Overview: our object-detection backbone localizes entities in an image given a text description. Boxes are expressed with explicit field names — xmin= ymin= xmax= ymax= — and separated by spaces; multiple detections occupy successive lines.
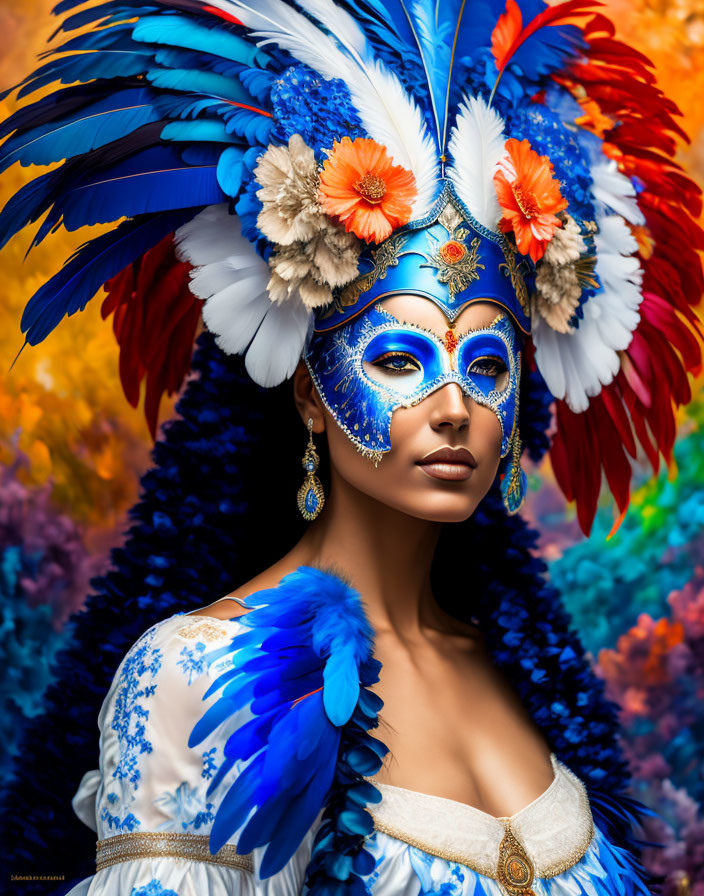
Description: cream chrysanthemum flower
xmin=256 ymin=135 xmax=321 ymax=244
xmin=255 ymin=135 xmax=362 ymax=309
xmin=533 ymin=214 xmax=594 ymax=334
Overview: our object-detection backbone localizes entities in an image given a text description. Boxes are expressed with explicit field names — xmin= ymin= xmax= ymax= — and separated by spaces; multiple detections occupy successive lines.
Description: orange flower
xmin=493 ymin=138 xmax=568 ymax=263
xmin=319 ymin=137 xmax=416 ymax=243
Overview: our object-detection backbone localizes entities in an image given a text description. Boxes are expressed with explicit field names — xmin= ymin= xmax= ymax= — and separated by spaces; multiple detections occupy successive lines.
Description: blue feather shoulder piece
xmin=188 ymin=565 xmax=388 ymax=893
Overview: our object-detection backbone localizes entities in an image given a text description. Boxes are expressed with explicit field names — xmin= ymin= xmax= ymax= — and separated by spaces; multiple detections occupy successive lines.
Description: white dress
xmin=67 ymin=610 xmax=646 ymax=896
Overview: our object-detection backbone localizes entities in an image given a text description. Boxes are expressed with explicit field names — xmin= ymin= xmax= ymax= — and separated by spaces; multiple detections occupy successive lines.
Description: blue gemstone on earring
xmin=305 ymin=489 xmax=319 ymax=513
xmin=305 ymin=461 xmax=315 ymax=471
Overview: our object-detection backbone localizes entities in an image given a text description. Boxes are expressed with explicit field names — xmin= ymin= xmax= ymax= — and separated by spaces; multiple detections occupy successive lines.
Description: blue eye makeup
xmin=304 ymin=305 xmax=522 ymax=460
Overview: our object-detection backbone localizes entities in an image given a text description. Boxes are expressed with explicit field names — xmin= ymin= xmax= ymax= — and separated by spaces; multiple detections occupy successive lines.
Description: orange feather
xmin=491 ymin=0 xmax=602 ymax=83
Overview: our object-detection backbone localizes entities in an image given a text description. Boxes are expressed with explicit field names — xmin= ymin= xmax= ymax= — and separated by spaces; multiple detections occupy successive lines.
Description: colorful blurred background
xmin=0 ymin=0 xmax=703 ymax=891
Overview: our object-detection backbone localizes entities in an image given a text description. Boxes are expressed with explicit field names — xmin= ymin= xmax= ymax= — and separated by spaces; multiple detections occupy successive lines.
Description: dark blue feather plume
xmin=0 ymin=78 xmax=144 ymax=141
xmin=11 ymin=50 xmax=152 ymax=102
xmin=0 ymin=88 xmax=162 ymax=175
xmin=38 ymin=21 xmax=135 ymax=57
xmin=0 ymin=169 xmax=62 ymax=252
xmin=59 ymin=144 xmax=226 ymax=228
xmin=19 ymin=208 xmax=198 ymax=344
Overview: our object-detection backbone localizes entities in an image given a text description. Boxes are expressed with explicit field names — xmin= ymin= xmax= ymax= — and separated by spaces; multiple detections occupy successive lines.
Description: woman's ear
xmin=292 ymin=359 xmax=326 ymax=434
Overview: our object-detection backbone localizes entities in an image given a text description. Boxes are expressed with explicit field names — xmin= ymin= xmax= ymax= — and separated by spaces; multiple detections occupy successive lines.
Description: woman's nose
xmin=428 ymin=382 xmax=470 ymax=432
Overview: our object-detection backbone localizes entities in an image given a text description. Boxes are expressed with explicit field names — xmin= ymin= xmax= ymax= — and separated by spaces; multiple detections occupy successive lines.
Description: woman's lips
xmin=419 ymin=462 xmax=474 ymax=481
xmin=416 ymin=447 xmax=477 ymax=482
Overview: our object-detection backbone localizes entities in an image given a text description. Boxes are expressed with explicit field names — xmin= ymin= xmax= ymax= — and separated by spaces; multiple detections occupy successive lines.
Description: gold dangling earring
xmin=500 ymin=426 xmax=527 ymax=515
xmin=297 ymin=417 xmax=325 ymax=521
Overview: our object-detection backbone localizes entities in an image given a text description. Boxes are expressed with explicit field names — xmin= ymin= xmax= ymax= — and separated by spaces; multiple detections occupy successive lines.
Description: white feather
xmin=174 ymin=204 xmax=312 ymax=386
xmin=532 ymin=153 xmax=646 ymax=410
xmin=174 ymin=204 xmax=245 ymax=266
xmin=206 ymin=0 xmax=439 ymax=215
xmin=446 ymin=95 xmax=506 ymax=230
xmin=532 ymin=208 xmax=644 ymax=412
xmin=244 ymin=299 xmax=311 ymax=387
xmin=590 ymin=160 xmax=645 ymax=225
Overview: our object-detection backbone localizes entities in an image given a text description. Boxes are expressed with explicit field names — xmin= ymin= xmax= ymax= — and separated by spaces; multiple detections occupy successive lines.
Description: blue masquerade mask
xmin=304 ymin=304 xmax=522 ymax=461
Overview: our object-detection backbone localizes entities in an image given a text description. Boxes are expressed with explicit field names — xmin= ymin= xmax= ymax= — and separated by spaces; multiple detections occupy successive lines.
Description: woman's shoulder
xmin=186 ymin=556 xmax=309 ymax=622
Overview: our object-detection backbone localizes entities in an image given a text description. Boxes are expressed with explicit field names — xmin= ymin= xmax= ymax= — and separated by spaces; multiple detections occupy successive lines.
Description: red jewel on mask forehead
xmin=444 ymin=328 xmax=459 ymax=354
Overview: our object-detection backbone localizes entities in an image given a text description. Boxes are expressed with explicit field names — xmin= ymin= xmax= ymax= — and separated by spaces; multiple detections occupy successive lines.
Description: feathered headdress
xmin=0 ymin=0 xmax=702 ymax=534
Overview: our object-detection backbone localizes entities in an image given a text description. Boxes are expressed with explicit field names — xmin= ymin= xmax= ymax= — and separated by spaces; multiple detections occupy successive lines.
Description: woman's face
xmin=302 ymin=297 xmax=520 ymax=523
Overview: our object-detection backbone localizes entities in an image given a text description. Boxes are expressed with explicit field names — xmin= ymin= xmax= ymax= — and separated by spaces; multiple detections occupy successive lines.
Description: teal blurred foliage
xmin=545 ymin=398 xmax=704 ymax=657
xmin=533 ymin=397 xmax=704 ymax=893
xmin=0 ymin=460 xmax=98 ymax=776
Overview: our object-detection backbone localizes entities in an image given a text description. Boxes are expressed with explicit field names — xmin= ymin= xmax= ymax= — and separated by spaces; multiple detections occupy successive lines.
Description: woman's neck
xmin=284 ymin=468 xmax=448 ymax=641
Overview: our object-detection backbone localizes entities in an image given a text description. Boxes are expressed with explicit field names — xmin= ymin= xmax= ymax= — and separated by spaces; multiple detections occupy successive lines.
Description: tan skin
xmin=188 ymin=297 xmax=554 ymax=819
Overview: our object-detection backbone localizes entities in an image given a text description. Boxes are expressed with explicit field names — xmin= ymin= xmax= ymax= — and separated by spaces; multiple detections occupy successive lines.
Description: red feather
xmin=491 ymin=0 xmax=601 ymax=81
xmin=202 ymin=5 xmax=243 ymax=26
xmin=102 ymin=235 xmax=202 ymax=439
xmin=542 ymin=4 xmax=704 ymax=533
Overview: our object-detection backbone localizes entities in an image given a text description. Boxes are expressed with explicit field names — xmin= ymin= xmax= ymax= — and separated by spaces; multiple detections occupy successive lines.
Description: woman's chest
xmin=370 ymin=636 xmax=555 ymax=818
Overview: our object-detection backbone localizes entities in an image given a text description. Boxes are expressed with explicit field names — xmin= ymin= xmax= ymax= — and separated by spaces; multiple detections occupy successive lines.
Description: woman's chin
xmin=384 ymin=491 xmax=482 ymax=524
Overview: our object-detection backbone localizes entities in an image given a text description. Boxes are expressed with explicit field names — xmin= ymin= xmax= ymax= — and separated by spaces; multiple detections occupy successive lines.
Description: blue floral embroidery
xmin=409 ymin=847 xmax=466 ymax=895
xmin=362 ymin=832 xmax=384 ymax=889
xmin=101 ymin=809 xmax=141 ymax=832
xmin=176 ymin=641 xmax=207 ymax=685
xmin=129 ymin=880 xmax=179 ymax=896
xmin=100 ymin=624 xmax=163 ymax=831
xmin=155 ymin=781 xmax=215 ymax=831
xmin=201 ymin=747 xmax=217 ymax=780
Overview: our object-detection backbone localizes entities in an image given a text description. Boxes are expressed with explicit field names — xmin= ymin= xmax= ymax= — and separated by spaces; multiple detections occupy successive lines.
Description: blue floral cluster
xmin=270 ymin=65 xmax=365 ymax=158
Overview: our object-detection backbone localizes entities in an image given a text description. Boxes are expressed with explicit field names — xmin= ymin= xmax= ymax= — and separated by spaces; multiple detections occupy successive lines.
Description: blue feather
xmin=0 ymin=169 xmax=60 ymax=252
xmin=222 ymin=106 xmax=274 ymax=145
xmin=52 ymin=2 xmax=158 ymax=33
xmin=0 ymin=81 xmax=122 ymax=141
xmin=0 ymin=88 xmax=161 ymax=174
xmin=153 ymin=94 xmax=227 ymax=121
xmin=160 ymin=119 xmax=241 ymax=145
xmin=9 ymin=50 xmax=152 ymax=102
xmin=239 ymin=67 xmax=276 ymax=104
xmin=216 ymin=145 xmax=245 ymax=198
xmin=146 ymin=67 xmax=254 ymax=104
xmin=343 ymin=0 xmax=418 ymax=51
xmin=133 ymin=15 xmax=269 ymax=68
xmin=153 ymin=47 xmax=245 ymax=79
xmin=59 ymin=145 xmax=226 ymax=229
xmin=189 ymin=566 xmax=384 ymax=881
xmin=19 ymin=208 xmax=197 ymax=345
xmin=407 ymin=0 xmax=453 ymax=148
xmin=38 ymin=22 xmax=135 ymax=57
xmin=179 ymin=144 xmax=221 ymax=166
xmin=323 ymin=643 xmax=360 ymax=725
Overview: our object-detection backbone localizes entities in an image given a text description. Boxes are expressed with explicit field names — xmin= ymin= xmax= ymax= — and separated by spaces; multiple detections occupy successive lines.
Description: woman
xmin=0 ymin=0 xmax=701 ymax=893
xmin=69 ymin=294 xmax=625 ymax=896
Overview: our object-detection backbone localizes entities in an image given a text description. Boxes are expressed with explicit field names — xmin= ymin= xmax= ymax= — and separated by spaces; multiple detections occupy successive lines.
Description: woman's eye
xmin=372 ymin=352 xmax=421 ymax=374
xmin=469 ymin=357 xmax=507 ymax=378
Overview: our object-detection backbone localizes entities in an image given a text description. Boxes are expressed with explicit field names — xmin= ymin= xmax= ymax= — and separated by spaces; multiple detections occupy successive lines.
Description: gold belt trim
xmin=96 ymin=832 xmax=254 ymax=873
